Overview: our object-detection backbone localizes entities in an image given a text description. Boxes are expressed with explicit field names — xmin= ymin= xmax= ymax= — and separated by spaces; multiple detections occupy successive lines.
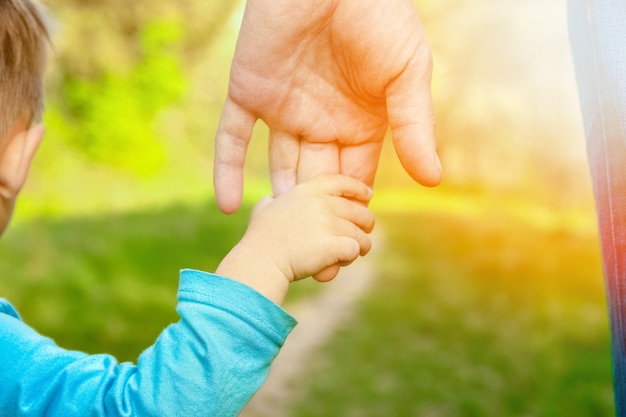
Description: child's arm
xmin=0 ymin=271 xmax=295 ymax=417
xmin=216 ymin=174 xmax=375 ymax=305
xmin=0 ymin=174 xmax=374 ymax=417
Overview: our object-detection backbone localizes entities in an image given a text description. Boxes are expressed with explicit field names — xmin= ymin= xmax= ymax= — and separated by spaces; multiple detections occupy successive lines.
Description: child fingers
xmin=312 ymin=265 xmax=341 ymax=282
xmin=331 ymin=197 xmax=376 ymax=233
xmin=333 ymin=222 xmax=372 ymax=258
xmin=333 ymin=235 xmax=362 ymax=263
xmin=313 ymin=228 xmax=370 ymax=283
xmin=312 ymin=174 xmax=373 ymax=203
xmin=356 ymin=228 xmax=373 ymax=256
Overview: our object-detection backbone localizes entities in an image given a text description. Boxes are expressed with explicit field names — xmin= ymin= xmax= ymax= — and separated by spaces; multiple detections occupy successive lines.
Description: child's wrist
xmin=215 ymin=241 xmax=291 ymax=305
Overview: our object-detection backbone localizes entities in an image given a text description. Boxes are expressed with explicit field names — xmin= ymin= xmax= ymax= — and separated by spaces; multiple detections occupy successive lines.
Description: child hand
xmin=216 ymin=174 xmax=375 ymax=304
xmin=248 ymin=174 xmax=374 ymax=282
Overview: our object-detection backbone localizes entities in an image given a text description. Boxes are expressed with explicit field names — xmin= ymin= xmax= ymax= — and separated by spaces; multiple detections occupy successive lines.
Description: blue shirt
xmin=0 ymin=269 xmax=297 ymax=416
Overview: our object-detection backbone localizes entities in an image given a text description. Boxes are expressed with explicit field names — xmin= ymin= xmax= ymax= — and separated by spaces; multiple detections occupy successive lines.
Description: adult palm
xmin=214 ymin=0 xmax=441 ymax=214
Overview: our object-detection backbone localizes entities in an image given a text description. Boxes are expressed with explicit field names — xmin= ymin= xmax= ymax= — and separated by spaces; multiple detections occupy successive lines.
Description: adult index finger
xmin=386 ymin=32 xmax=442 ymax=187
xmin=213 ymin=98 xmax=257 ymax=214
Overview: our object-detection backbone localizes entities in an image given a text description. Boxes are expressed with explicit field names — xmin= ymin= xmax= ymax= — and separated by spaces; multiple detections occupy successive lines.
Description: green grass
xmin=1 ymin=188 xmax=613 ymax=415
xmin=0 ymin=198 xmax=319 ymax=362
xmin=0 ymin=199 xmax=244 ymax=361
xmin=288 ymin=211 xmax=614 ymax=417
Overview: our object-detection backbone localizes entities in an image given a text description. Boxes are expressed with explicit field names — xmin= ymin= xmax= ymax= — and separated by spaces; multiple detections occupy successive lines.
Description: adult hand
xmin=214 ymin=0 xmax=441 ymax=214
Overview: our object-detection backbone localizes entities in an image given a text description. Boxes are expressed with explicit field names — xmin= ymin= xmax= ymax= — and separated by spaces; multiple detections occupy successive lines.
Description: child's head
xmin=0 ymin=0 xmax=50 ymax=234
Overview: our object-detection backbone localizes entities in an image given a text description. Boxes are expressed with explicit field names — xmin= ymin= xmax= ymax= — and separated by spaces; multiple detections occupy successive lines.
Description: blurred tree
xmin=40 ymin=0 xmax=237 ymax=174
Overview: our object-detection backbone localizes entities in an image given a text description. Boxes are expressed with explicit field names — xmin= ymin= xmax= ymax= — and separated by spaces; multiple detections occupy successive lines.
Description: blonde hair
xmin=0 ymin=0 xmax=50 ymax=142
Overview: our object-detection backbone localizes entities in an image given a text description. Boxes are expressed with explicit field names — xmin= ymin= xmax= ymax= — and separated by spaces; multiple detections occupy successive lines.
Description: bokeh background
xmin=0 ymin=0 xmax=613 ymax=415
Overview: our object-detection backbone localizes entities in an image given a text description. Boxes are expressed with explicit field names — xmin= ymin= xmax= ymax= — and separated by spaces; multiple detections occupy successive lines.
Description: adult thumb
xmin=386 ymin=49 xmax=442 ymax=187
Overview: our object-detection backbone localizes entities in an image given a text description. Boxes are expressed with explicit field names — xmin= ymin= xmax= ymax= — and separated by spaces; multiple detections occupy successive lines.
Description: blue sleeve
xmin=0 ymin=269 xmax=297 ymax=417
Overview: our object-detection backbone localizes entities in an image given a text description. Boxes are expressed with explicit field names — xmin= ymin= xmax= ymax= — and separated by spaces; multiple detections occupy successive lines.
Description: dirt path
xmin=239 ymin=230 xmax=383 ymax=417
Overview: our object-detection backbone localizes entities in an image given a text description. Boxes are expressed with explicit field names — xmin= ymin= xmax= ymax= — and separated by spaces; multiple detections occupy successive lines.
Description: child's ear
xmin=0 ymin=124 xmax=44 ymax=200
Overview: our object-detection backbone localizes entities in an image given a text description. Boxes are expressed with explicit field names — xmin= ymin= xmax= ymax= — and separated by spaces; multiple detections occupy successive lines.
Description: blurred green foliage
xmin=48 ymin=19 xmax=186 ymax=174
xmin=0 ymin=198 xmax=319 ymax=361
xmin=41 ymin=0 xmax=237 ymax=175
xmin=1 ymin=199 xmax=246 ymax=360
